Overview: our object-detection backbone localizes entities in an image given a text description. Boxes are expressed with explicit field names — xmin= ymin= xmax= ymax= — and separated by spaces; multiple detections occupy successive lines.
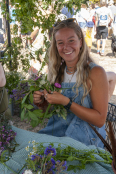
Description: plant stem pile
xmin=24 ymin=141 xmax=67 ymax=174
xmin=23 ymin=141 xmax=112 ymax=174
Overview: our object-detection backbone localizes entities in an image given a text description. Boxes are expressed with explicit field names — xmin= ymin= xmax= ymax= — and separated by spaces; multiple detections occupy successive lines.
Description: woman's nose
xmin=63 ymin=43 xmax=68 ymax=49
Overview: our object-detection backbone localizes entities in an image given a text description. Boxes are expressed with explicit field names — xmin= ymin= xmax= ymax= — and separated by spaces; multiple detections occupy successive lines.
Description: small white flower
xmin=32 ymin=140 xmax=35 ymax=145
xmin=33 ymin=146 xmax=37 ymax=151
xmin=40 ymin=79 xmax=46 ymax=85
xmin=28 ymin=141 xmax=31 ymax=144
xmin=23 ymin=169 xmax=33 ymax=174
xmin=25 ymin=146 xmax=29 ymax=151
xmin=28 ymin=154 xmax=30 ymax=158
xmin=56 ymin=109 xmax=60 ymax=113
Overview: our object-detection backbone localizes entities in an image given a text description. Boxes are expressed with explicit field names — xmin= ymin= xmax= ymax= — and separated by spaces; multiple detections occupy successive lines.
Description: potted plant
xmin=5 ymin=71 xmax=26 ymax=116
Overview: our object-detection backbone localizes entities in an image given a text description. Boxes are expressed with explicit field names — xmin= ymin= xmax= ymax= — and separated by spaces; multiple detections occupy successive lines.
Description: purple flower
xmin=64 ymin=166 xmax=68 ymax=170
xmin=10 ymin=94 xmax=14 ymax=98
xmin=62 ymin=161 xmax=68 ymax=171
xmin=44 ymin=145 xmax=56 ymax=156
xmin=2 ymin=134 xmax=5 ymax=139
xmin=31 ymin=155 xmax=36 ymax=161
xmin=31 ymin=154 xmax=40 ymax=161
xmin=1 ymin=147 xmax=4 ymax=150
xmin=14 ymin=132 xmax=17 ymax=136
xmin=6 ymin=137 xmax=10 ymax=142
xmin=56 ymin=160 xmax=61 ymax=163
xmin=51 ymin=158 xmax=56 ymax=165
xmin=38 ymin=165 xmax=41 ymax=169
xmin=35 ymin=76 xmax=42 ymax=81
xmin=54 ymin=83 xmax=61 ymax=88
xmin=0 ymin=142 xmax=2 ymax=146
xmin=47 ymin=168 xmax=55 ymax=174
xmin=39 ymin=155 xmax=42 ymax=159
xmin=62 ymin=161 xmax=67 ymax=166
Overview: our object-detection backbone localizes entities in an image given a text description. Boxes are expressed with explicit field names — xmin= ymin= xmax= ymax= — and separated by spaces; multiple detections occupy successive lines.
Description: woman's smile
xmin=64 ymin=51 xmax=73 ymax=55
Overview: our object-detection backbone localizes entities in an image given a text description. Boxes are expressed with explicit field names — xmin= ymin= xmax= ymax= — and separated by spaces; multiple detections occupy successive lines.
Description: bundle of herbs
xmin=20 ymin=141 xmax=112 ymax=174
xmin=21 ymin=74 xmax=67 ymax=128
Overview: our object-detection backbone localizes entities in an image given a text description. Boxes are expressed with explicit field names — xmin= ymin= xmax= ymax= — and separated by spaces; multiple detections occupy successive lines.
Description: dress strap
xmin=89 ymin=62 xmax=98 ymax=70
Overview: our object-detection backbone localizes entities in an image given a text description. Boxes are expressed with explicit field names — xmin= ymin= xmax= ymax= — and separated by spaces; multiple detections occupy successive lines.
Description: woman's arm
xmin=44 ymin=66 xmax=108 ymax=128
xmin=69 ymin=66 xmax=108 ymax=128
xmin=0 ymin=63 xmax=6 ymax=87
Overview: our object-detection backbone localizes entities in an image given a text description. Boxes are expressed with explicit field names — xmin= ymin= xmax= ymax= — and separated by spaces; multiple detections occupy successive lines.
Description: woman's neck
xmin=66 ymin=65 xmax=77 ymax=74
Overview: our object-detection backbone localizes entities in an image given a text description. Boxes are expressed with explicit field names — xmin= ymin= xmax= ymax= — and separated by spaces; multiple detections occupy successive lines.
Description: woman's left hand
xmin=44 ymin=89 xmax=70 ymax=106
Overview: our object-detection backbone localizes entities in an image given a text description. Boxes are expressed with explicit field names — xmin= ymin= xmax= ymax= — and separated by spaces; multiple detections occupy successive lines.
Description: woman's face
xmin=55 ymin=27 xmax=82 ymax=65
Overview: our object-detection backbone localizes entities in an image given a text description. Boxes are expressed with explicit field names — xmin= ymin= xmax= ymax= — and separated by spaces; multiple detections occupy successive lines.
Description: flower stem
xmin=74 ymin=157 xmax=111 ymax=164
xmin=42 ymin=103 xmax=51 ymax=124
xmin=2 ymin=162 xmax=17 ymax=174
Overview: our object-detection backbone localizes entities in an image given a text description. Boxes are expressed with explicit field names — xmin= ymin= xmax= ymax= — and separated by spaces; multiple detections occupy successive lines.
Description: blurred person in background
xmin=78 ymin=4 xmax=89 ymax=36
xmin=95 ymin=0 xmax=113 ymax=56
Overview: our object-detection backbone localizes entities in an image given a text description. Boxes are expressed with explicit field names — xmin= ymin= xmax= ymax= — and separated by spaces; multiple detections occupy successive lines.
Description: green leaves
xmin=28 ymin=111 xmax=38 ymax=121
xmin=67 ymin=156 xmax=75 ymax=161
xmin=20 ymin=75 xmax=68 ymax=128
xmin=25 ymin=104 xmax=34 ymax=110
xmin=21 ymin=108 xmax=25 ymax=121
xmin=21 ymin=93 xmax=29 ymax=104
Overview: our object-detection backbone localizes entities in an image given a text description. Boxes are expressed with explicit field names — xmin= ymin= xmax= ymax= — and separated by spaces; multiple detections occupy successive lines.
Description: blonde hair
xmin=47 ymin=20 xmax=94 ymax=101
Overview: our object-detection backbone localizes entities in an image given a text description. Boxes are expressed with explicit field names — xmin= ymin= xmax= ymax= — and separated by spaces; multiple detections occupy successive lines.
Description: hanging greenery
xmin=1 ymin=0 xmax=81 ymax=71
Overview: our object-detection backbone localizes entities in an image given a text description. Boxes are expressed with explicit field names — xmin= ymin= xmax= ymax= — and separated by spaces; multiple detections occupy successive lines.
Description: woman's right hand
xmin=33 ymin=90 xmax=44 ymax=104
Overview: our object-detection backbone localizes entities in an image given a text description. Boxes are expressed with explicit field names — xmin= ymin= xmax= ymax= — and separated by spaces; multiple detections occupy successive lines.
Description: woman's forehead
xmin=55 ymin=28 xmax=78 ymax=40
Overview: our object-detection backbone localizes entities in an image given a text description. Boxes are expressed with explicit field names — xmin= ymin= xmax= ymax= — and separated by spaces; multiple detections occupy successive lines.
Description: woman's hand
xmin=44 ymin=89 xmax=70 ymax=106
xmin=33 ymin=90 xmax=44 ymax=104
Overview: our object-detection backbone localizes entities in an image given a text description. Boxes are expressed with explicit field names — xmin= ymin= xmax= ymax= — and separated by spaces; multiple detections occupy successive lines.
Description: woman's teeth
xmin=65 ymin=51 xmax=72 ymax=55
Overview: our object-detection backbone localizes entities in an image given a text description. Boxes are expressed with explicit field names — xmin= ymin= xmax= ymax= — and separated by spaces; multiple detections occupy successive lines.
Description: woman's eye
xmin=69 ymin=40 xmax=74 ymax=42
xmin=58 ymin=42 xmax=63 ymax=45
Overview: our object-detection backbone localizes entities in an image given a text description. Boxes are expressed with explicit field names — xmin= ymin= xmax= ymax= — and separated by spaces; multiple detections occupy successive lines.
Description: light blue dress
xmin=39 ymin=62 xmax=106 ymax=148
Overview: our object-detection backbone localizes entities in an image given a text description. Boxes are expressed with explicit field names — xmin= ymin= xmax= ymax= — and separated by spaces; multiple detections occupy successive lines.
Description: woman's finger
xmin=44 ymin=89 xmax=49 ymax=100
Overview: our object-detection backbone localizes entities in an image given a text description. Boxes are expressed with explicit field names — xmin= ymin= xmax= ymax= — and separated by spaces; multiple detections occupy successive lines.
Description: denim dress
xmin=39 ymin=62 xmax=106 ymax=148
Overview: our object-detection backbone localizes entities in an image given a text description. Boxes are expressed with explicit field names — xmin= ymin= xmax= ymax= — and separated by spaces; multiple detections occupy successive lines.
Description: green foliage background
xmin=1 ymin=0 xmax=82 ymax=72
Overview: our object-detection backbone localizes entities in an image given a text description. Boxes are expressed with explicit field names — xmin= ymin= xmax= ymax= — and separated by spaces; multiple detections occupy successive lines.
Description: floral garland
xmin=21 ymin=74 xmax=68 ymax=128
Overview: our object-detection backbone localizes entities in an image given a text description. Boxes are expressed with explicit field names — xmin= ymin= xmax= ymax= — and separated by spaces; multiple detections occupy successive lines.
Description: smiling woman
xmin=33 ymin=19 xmax=108 ymax=148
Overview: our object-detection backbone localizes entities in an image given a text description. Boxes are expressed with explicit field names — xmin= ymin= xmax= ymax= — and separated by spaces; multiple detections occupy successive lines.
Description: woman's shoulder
xmin=89 ymin=63 xmax=106 ymax=80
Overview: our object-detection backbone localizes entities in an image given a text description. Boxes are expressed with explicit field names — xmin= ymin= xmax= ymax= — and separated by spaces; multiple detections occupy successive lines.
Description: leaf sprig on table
xmin=21 ymin=74 xmax=67 ymax=128
xmin=0 ymin=124 xmax=18 ymax=157
xmin=22 ymin=141 xmax=112 ymax=174
xmin=0 ymin=123 xmax=18 ymax=174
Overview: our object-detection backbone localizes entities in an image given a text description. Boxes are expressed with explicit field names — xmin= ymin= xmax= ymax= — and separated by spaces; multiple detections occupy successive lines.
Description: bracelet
xmin=64 ymin=99 xmax=72 ymax=110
